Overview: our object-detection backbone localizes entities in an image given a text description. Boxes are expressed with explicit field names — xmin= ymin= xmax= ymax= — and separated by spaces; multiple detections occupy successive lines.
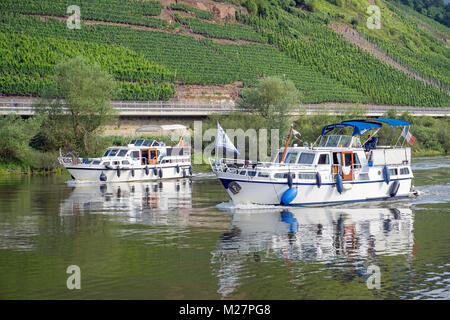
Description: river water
xmin=0 ymin=156 xmax=448 ymax=300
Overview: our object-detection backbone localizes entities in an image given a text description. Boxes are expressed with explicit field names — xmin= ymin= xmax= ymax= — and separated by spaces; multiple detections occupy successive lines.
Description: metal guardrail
xmin=0 ymin=99 xmax=448 ymax=115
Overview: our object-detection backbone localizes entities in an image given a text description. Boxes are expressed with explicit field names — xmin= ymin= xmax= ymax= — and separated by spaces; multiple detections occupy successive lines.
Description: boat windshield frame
xmin=318 ymin=135 xmax=361 ymax=148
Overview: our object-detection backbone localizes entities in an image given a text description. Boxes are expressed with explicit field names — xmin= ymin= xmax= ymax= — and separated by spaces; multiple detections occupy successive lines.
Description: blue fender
xmin=99 ymin=172 xmax=107 ymax=182
xmin=159 ymin=168 xmax=163 ymax=178
xmin=336 ymin=174 xmax=343 ymax=194
xmin=116 ymin=167 xmax=121 ymax=178
xmin=281 ymin=187 xmax=298 ymax=205
xmin=316 ymin=172 xmax=322 ymax=188
xmin=383 ymin=165 xmax=390 ymax=184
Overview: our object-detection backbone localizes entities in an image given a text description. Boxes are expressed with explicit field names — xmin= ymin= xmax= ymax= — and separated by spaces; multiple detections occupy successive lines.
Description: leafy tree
xmin=36 ymin=56 xmax=117 ymax=155
xmin=0 ymin=114 xmax=42 ymax=165
xmin=238 ymin=76 xmax=301 ymax=141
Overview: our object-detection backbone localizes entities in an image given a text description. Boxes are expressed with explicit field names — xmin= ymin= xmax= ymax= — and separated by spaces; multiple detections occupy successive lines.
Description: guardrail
xmin=0 ymin=98 xmax=448 ymax=116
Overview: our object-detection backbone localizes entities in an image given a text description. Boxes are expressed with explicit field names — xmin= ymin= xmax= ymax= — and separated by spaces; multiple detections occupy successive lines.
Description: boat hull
xmin=66 ymin=164 xmax=192 ymax=182
xmin=217 ymin=174 xmax=412 ymax=206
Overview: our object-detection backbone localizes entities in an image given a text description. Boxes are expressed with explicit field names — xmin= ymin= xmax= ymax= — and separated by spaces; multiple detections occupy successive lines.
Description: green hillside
xmin=0 ymin=0 xmax=449 ymax=106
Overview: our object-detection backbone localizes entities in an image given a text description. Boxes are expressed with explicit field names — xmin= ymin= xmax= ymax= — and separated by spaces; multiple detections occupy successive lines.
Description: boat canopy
xmin=321 ymin=118 xmax=410 ymax=136
xmin=367 ymin=118 xmax=410 ymax=127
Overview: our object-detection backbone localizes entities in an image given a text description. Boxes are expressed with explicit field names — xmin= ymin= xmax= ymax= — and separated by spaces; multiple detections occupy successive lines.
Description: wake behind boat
xmin=59 ymin=138 xmax=192 ymax=182
xmin=210 ymin=118 xmax=417 ymax=206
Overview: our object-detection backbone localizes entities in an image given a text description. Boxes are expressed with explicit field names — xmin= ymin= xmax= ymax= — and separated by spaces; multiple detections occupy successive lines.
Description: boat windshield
xmin=297 ymin=153 xmax=315 ymax=164
xmin=108 ymin=149 xmax=119 ymax=157
xmin=318 ymin=135 xmax=353 ymax=148
xmin=117 ymin=149 xmax=127 ymax=157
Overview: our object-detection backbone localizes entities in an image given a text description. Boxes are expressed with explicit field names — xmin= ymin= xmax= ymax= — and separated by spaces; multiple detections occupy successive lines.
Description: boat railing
xmin=209 ymin=157 xmax=323 ymax=173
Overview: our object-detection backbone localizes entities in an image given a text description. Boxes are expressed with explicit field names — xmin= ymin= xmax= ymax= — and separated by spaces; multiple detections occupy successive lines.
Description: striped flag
xmin=401 ymin=127 xmax=416 ymax=146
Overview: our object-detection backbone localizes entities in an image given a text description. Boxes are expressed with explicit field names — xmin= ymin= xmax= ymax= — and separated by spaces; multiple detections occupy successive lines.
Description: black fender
xmin=287 ymin=172 xmax=293 ymax=188
xmin=316 ymin=172 xmax=322 ymax=188
xmin=389 ymin=180 xmax=400 ymax=197
xmin=159 ymin=168 xmax=163 ymax=178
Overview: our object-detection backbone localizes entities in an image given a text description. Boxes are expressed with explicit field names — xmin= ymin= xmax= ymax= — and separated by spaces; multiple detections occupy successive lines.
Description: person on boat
xmin=364 ymin=134 xmax=377 ymax=157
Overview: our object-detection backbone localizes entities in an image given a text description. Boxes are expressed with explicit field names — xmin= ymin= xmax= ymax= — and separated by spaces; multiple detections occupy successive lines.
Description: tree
xmin=238 ymin=76 xmax=301 ymax=141
xmin=36 ymin=56 xmax=117 ymax=155
xmin=0 ymin=114 xmax=42 ymax=165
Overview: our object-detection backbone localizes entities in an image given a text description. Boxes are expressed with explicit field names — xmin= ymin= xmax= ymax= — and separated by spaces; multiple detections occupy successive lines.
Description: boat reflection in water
xmin=60 ymin=179 xmax=192 ymax=225
xmin=212 ymin=205 xmax=414 ymax=298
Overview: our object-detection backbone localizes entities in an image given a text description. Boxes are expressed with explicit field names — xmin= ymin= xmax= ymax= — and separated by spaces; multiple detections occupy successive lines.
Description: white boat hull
xmin=217 ymin=173 xmax=412 ymax=206
xmin=66 ymin=163 xmax=192 ymax=182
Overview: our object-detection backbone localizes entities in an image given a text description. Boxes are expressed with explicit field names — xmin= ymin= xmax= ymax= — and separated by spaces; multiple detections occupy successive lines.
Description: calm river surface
xmin=0 ymin=156 xmax=448 ymax=299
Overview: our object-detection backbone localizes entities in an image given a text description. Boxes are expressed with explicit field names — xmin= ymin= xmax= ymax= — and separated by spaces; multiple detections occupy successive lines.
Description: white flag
xmin=216 ymin=122 xmax=240 ymax=155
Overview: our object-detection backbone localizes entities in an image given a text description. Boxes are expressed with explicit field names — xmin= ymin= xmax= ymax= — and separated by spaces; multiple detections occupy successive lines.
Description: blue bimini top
xmin=321 ymin=118 xmax=410 ymax=136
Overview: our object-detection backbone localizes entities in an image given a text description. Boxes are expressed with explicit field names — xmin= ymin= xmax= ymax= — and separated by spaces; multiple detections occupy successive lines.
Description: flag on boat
xmin=216 ymin=122 xmax=240 ymax=154
xmin=401 ymin=127 xmax=416 ymax=146
xmin=292 ymin=128 xmax=301 ymax=137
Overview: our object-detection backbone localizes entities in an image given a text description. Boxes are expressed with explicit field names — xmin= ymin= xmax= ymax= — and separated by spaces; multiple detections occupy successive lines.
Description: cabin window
xmin=108 ymin=149 xmax=118 ymax=157
xmin=389 ymin=168 xmax=398 ymax=176
xmin=258 ymin=172 xmax=269 ymax=178
xmin=344 ymin=153 xmax=352 ymax=166
xmin=103 ymin=161 xmax=110 ymax=166
xmin=274 ymin=173 xmax=295 ymax=179
xmin=117 ymin=149 xmax=127 ymax=157
xmin=150 ymin=150 xmax=157 ymax=160
xmin=113 ymin=161 xmax=119 ymax=165
xmin=353 ymin=153 xmax=361 ymax=168
xmin=298 ymin=173 xmax=316 ymax=180
xmin=284 ymin=152 xmax=299 ymax=164
xmin=400 ymin=167 xmax=410 ymax=175
xmin=318 ymin=154 xmax=330 ymax=165
xmin=248 ymin=171 xmax=256 ymax=177
xmin=131 ymin=151 xmax=139 ymax=160
xmin=134 ymin=139 xmax=144 ymax=146
xmin=298 ymin=153 xmax=315 ymax=165
xmin=103 ymin=150 xmax=110 ymax=157
xmin=92 ymin=160 xmax=101 ymax=165
xmin=122 ymin=160 xmax=130 ymax=165
xmin=239 ymin=170 xmax=246 ymax=176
